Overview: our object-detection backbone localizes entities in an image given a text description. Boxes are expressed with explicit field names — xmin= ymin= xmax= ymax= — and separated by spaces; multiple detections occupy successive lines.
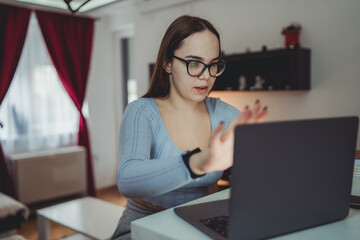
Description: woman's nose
xmin=199 ymin=67 xmax=211 ymax=80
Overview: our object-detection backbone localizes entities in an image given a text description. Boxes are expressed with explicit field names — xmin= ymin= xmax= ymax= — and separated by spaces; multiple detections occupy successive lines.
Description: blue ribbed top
xmin=117 ymin=97 xmax=240 ymax=208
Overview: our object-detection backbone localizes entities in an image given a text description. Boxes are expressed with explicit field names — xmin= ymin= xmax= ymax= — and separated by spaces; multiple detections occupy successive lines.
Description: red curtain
xmin=0 ymin=4 xmax=31 ymax=196
xmin=35 ymin=10 xmax=96 ymax=196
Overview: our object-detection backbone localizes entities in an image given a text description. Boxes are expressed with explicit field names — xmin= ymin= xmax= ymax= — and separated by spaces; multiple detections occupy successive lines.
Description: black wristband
xmin=182 ymin=147 xmax=205 ymax=179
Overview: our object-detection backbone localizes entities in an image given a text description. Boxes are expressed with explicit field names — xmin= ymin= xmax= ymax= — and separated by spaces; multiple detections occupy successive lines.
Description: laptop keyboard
xmin=200 ymin=215 xmax=229 ymax=238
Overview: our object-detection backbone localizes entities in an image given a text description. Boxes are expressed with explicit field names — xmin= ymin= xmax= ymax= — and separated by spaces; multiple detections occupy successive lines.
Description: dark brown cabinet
xmin=213 ymin=48 xmax=310 ymax=91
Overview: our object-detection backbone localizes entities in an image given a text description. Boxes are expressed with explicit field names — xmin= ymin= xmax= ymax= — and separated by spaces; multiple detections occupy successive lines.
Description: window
xmin=121 ymin=37 xmax=137 ymax=109
xmin=0 ymin=14 xmax=79 ymax=154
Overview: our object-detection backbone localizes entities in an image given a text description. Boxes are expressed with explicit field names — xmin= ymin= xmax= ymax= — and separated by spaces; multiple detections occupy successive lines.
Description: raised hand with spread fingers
xmin=189 ymin=100 xmax=268 ymax=175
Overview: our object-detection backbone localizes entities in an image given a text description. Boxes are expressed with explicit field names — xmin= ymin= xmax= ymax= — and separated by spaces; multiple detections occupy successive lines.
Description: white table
xmin=37 ymin=197 xmax=125 ymax=240
xmin=131 ymin=189 xmax=360 ymax=240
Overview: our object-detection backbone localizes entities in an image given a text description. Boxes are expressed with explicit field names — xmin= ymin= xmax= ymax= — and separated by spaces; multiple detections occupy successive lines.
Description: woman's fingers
xmin=237 ymin=106 xmax=252 ymax=124
xmin=222 ymin=105 xmax=252 ymax=141
xmin=254 ymin=106 xmax=268 ymax=123
xmin=221 ymin=111 xmax=245 ymax=141
xmin=220 ymin=100 xmax=268 ymax=142
xmin=253 ymin=99 xmax=261 ymax=116
xmin=242 ymin=100 xmax=268 ymax=124
xmin=211 ymin=121 xmax=225 ymax=142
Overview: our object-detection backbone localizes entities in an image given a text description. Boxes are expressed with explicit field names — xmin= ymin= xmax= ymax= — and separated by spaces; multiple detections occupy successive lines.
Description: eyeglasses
xmin=173 ymin=56 xmax=226 ymax=77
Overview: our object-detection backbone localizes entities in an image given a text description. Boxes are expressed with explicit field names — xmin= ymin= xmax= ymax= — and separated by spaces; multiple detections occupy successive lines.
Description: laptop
xmin=174 ymin=116 xmax=359 ymax=240
xmin=351 ymin=150 xmax=360 ymax=209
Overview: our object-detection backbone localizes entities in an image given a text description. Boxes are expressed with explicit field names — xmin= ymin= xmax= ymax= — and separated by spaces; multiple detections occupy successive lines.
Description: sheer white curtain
xmin=0 ymin=14 xmax=79 ymax=154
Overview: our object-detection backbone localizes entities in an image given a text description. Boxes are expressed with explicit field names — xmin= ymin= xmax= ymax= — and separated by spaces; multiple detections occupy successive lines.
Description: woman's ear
xmin=163 ymin=61 xmax=172 ymax=74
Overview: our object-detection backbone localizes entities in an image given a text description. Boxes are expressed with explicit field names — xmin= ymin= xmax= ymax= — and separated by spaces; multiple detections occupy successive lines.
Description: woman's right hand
xmin=189 ymin=100 xmax=268 ymax=175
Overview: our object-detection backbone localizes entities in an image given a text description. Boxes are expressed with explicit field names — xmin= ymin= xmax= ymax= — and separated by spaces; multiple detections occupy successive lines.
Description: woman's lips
xmin=195 ymin=86 xmax=208 ymax=93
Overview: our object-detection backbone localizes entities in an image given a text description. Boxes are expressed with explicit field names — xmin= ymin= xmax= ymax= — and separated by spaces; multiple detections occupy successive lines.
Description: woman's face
xmin=165 ymin=29 xmax=220 ymax=103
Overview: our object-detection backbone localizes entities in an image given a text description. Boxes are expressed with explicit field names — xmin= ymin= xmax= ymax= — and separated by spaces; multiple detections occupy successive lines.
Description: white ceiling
xmin=9 ymin=0 xmax=122 ymax=13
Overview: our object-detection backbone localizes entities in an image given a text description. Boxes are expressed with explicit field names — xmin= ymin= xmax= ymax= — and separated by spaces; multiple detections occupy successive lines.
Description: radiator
xmin=11 ymin=146 xmax=87 ymax=204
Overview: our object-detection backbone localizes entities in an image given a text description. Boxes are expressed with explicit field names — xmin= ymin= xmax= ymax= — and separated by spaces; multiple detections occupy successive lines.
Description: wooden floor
xmin=17 ymin=186 xmax=127 ymax=240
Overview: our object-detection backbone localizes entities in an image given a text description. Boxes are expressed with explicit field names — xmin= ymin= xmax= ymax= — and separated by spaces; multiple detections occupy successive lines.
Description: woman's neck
xmin=159 ymin=94 xmax=206 ymax=115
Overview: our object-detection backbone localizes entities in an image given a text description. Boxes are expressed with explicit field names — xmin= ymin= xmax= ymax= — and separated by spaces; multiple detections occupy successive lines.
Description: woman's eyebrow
xmin=185 ymin=55 xmax=220 ymax=61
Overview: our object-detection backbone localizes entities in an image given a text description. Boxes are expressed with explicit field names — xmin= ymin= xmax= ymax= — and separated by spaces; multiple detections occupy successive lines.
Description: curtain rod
xmin=0 ymin=0 xmax=101 ymax=21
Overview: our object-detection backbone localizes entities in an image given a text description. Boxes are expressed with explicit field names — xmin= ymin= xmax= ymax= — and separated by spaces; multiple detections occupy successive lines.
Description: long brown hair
xmin=143 ymin=15 xmax=221 ymax=98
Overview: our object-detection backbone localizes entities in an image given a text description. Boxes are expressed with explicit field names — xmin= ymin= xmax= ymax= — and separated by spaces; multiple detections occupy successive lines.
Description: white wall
xmin=86 ymin=17 xmax=119 ymax=189
xmin=86 ymin=2 xmax=135 ymax=189
xmin=88 ymin=0 xmax=360 ymax=189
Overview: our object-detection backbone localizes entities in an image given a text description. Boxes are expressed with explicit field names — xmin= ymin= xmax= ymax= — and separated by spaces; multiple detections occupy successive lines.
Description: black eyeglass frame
xmin=173 ymin=55 xmax=226 ymax=77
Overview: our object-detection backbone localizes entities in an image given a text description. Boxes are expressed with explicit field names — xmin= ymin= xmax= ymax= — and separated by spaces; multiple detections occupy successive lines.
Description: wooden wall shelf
xmin=213 ymin=48 xmax=311 ymax=91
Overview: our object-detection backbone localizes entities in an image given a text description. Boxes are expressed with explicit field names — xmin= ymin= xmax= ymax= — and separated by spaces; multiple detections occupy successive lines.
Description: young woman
xmin=111 ymin=15 xmax=267 ymax=239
